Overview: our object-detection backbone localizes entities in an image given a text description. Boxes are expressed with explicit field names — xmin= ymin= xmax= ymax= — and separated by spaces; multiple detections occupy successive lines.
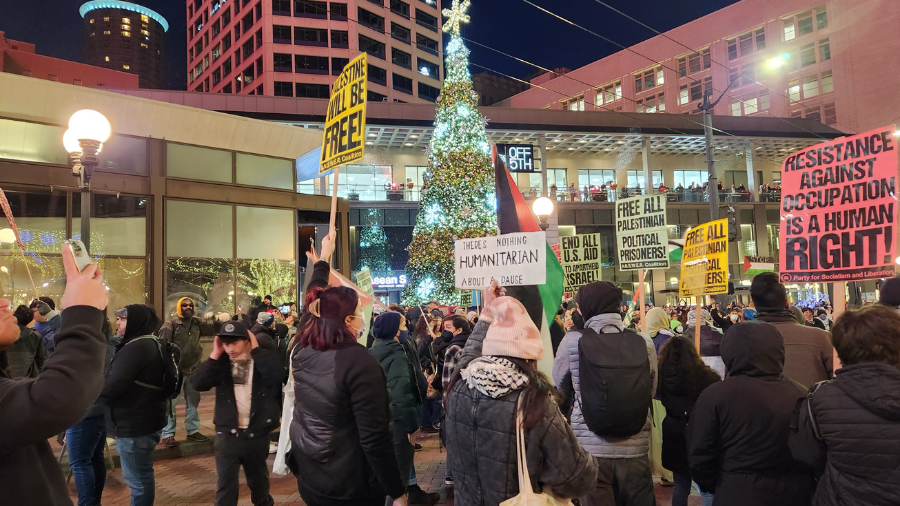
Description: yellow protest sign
xmin=320 ymin=52 xmax=368 ymax=173
xmin=679 ymin=219 xmax=729 ymax=298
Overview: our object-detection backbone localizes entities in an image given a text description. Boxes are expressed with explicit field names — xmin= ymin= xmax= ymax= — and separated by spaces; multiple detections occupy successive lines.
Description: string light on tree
xmin=402 ymin=0 xmax=497 ymax=304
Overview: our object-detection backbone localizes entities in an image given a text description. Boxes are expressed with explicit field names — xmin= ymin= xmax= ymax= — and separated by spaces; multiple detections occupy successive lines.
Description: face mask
xmin=730 ymin=315 xmax=739 ymax=322
xmin=675 ymin=325 xmax=684 ymax=333
xmin=398 ymin=329 xmax=409 ymax=345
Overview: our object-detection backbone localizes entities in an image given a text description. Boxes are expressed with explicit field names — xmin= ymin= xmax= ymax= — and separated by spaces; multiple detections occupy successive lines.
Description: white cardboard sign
xmin=454 ymin=231 xmax=547 ymax=289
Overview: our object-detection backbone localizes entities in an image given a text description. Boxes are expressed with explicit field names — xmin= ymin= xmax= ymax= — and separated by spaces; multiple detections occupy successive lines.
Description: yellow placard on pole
xmin=679 ymin=219 xmax=729 ymax=298
xmin=320 ymin=52 xmax=368 ymax=173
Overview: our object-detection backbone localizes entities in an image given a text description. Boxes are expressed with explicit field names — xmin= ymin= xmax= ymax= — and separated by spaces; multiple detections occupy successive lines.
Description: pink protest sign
xmin=779 ymin=125 xmax=898 ymax=283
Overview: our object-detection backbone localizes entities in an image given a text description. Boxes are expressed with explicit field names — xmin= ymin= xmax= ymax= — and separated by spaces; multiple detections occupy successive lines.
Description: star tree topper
xmin=442 ymin=0 xmax=471 ymax=35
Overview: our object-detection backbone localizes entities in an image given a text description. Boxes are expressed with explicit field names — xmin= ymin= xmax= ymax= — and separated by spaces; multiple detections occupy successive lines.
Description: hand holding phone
xmin=61 ymin=242 xmax=107 ymax=310
xmin=66 ymin=240 xmax=92 ymax=273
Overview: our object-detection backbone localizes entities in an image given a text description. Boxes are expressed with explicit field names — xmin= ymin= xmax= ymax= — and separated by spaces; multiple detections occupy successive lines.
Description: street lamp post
xmin=698 ymin=76 xmax=740 ymax=221
xmin=532 ymin=196 xmax=554 ymax=232
xmin=63 ymin=110 xmax=111 ymax=251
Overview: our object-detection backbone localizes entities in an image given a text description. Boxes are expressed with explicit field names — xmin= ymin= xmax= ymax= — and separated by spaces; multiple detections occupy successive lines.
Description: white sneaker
xmin=269 ymin=442 xmax=278 ymax=454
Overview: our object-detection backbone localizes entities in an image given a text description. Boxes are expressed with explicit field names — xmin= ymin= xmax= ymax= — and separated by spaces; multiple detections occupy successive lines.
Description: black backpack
xmin=577 ymin=327 xmax=652 ymax=437
xmin=128 ymin=336 xmax=184 ymax=400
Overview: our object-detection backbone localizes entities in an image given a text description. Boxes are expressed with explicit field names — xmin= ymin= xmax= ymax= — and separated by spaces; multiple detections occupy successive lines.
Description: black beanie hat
xmin=575 ymin=281 xmax=623 ymax=320
xmin=880 ymin=276 xmax=900 ymax=307
xmin=373 ymin=311 xmax=402 ymax=340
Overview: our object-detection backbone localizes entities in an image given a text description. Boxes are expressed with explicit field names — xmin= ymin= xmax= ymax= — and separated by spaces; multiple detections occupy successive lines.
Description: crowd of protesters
xmin=0 ymin=239 xmax=898 ymax=506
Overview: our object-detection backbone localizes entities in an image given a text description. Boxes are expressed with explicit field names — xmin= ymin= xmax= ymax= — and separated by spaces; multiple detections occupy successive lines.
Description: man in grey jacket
xmin=553 ymin=281 xmax=657 ymax=506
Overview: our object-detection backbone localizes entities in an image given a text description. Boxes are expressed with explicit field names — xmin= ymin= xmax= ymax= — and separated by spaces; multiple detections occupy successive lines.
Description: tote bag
xmin=500 ymin=397 xmax=573 ymax=506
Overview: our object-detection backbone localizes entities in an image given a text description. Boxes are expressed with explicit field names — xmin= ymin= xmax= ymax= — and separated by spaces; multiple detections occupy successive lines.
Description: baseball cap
xmin=218 ymin=321 xmax=249 ymax=339
xmin=114 ymin=307 xmax=128 ymax=318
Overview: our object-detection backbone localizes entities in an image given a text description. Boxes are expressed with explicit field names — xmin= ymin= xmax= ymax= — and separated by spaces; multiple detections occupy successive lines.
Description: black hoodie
xmin=687 ymin=321 xmax=814 ymax=506
xmin=101 ymin=305 xmax=167 ymax=437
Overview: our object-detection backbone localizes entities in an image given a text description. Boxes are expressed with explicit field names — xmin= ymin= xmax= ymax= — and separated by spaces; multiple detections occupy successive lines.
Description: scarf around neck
xmin=462 ymin=356 xmax=529 ymax=399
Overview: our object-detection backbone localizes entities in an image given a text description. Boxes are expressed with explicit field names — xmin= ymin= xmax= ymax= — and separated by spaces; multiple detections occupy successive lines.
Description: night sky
xmin=1 ymin=0 xmax=740 ymax=90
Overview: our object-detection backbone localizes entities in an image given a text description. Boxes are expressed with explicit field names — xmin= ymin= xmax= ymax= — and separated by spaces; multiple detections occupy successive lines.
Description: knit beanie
xmin=257 ymin=311 xmax=274 ymax=327
xmin=373 ymin=311 xmax=402 ymax=340
xmin=880 ymin=276 xmax=900 ymax=307
xmin=482 ymin=296 xmax=543 ymax=361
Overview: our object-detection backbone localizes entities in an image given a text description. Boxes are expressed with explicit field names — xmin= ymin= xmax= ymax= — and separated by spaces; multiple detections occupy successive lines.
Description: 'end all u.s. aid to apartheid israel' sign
xmin=454 ymin=232 xmax=547 ymax=289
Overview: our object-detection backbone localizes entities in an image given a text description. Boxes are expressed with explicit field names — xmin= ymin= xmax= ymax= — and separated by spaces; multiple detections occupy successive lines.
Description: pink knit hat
xmin=482 ymin=296 xmax=543 ymax=361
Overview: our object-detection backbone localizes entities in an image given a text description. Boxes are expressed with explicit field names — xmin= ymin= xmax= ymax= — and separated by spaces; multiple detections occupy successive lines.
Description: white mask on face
xmin=675 ymin=325 xmax=684 ymax=333
xmin=730 ymin=315 xmax=739 ymax=322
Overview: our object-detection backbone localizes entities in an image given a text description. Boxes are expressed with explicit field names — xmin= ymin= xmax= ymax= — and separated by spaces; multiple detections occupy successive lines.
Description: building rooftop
xmin=79 ymin=0 xmax=169 ymax=31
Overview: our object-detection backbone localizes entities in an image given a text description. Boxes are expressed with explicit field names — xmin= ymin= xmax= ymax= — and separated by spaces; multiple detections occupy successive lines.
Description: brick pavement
xmin=64 ymin=392 xmax=700 ymax=505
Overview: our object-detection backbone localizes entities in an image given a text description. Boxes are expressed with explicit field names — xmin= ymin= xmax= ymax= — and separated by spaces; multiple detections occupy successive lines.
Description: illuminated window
xmin=103 ymin=16 xmax=109 ymax=21
xmin=103 ymin=30 xmax=110 ymax=35
xmin=105 ymin=56 xmax=110 ymax=61
xmin=122 ymin=31 xmax=131 ymax=37
xmin=141 ymin=15 xmax=149 ymax=22
xmin=141 ymin=43 xmax=149 ymax=48
xmin=141 ymin=30 xmax=149 ymax=36
xmin=89 ymin=19 xmax=94 ymax=24
xmin=121 ymin=25 xmax=130 ymax=30
xmin=123 ymin=64 xmax=130 ymax=70
xmin=122 ymin=18 xmax=131 ymax=24
xmin=90 ymin=32 xmax=95 ymax=36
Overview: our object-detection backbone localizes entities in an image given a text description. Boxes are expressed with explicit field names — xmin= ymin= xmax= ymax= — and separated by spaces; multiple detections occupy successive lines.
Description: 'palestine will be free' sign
xmin=320 ymin=53 xmax=368 ymax=173
xmin=615 ymin=194 xmax=669 ymax=271
xmin=779 ymin=125 xmax=898 ymax=282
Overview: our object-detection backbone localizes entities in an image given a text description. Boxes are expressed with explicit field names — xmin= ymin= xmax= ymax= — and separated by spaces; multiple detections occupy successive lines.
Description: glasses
xmin=182 ymin=303 xmax=194 ymax=308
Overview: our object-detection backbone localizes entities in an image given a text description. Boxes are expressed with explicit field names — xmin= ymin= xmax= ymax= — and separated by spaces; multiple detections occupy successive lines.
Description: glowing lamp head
xmin=532 ymin=196 xmax=554 ymax=217
xmin=63 ymin=129 xmax=83 ymax=154
xmin=767 ymin=54 xmax=790 ymax=69
xmin=68 ymin=109 xmax=111 ymax=144
xmin=0 ymin=228 xmax=15 ymax=244
xmin=894 ymin=255 xmax=900 ymax=265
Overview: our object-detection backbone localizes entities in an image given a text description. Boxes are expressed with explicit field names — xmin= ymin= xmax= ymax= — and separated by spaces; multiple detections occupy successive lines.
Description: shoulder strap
xmin=513 ymin=393 xmax=534 ymax=497
xmin=806 ymin=381 xmax=826 ymax=440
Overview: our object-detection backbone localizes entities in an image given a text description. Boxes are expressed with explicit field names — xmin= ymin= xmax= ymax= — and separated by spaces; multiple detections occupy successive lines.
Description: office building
xmin=186 ymin=0 xmax=444 ymax=102
xmin=81 ymin=0 xmax=168 ymax=88
xmin=472 ymin=71 xmax=528 ymax=106
xmin=504 ymin=0 xmax=899 ymax=133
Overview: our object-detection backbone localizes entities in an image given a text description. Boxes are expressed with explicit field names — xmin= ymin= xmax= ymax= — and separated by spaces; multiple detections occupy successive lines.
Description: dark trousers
xmin=215 ymin=434 xmax=274 ymax=506
xmin=66 ymin=415 xmax=107 ymax=506
xmin=420 ymin=397 xmax=442 ymax=428
xmin=581 ymin=455 xmax=656 ymax=506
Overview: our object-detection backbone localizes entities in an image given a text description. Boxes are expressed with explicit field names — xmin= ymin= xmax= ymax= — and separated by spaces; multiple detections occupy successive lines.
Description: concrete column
xmin=318 ymin=173 xmax=327 ymax=195
xmin=642 ymin=138 xmax=653 ymax=195
xmin=745 ymin=142 xmax=758 ymax=202
xmin=539 ymin=134 xmax=549 ymax=197
xmin=753 ymin=204 xmax=770 ymax=257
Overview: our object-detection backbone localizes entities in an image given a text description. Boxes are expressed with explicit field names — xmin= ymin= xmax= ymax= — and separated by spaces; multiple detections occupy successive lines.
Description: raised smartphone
xmin=66 ymin=239 xmax=93 ymax=272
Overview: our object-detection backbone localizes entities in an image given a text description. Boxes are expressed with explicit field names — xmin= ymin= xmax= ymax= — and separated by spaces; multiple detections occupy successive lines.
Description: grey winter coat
xmin=552 ymin=313 xmax=658 ymax=458
xmin=445 ymin=318 xmax=597 ymax=506
xmin=6 ymin=325 xmax=45 ymax=378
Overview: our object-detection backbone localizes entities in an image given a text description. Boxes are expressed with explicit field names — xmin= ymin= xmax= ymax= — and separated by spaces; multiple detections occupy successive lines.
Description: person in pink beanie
xmin=443 ymin=282 xmax=597 ymax=506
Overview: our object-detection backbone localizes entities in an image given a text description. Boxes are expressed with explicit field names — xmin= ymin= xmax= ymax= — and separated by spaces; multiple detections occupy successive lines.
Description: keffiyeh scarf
xmin=462 ymin=356 xmax=529 ymax=399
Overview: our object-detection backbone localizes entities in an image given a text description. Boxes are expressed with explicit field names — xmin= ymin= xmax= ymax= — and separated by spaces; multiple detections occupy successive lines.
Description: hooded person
xmin=646 ymin=307 xmax=676 ymax=353
xmin=552 ymin=281 xmax=658 ymax=506
xmin=445 ymin=295 xmax=597 ymax=505
xmin=687 ymin=321 xmax=815 ymax=506
xmin=101 ymin=304 xmax=167 ymax=506
xmin=685 ymin=308 xmax=723 ymax=357
xmin=156 ymin=296 xmax=220 ymax=447
xmin=250 ymin=311 xmax=278 ymax=350
xmin=878 ymin=275 xmax=900 ymax=313
xmin=368 ymin=311 xmax=439 ymax=506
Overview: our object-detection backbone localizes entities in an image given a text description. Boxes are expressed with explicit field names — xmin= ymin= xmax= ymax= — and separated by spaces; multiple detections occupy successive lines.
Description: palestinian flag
xmin=493 ymin=147 xmax=566 ymax=379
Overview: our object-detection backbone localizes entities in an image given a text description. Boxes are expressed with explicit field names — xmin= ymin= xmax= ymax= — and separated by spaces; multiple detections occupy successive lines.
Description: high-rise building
xmin=505 ymin=0 xmax=899 ymax=133
xmin=186 ymin=0 xmax=444 ymax=102
xmin=80 ymin=0 xmax=168 ymax=89
xmin=472 ymin=71 xmax=528 ymax=106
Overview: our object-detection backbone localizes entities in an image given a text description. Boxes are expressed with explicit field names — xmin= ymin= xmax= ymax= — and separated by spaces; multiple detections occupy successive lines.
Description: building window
xmin=273 ymin=53 xmax=292 ymax=72
xmin=596 ymin=80 xmax=622 ymax=105
xmin=732 ymin=92 xmax=760 ymax=116
xmin=103 ymin=30 xmax=110 ymax=35
xmin=223 ymin=57 xmax=232 ymax=76
xmin=105 ymin=56 xmax=110 ymax=61
xmin=784 ymin=7 xmax=826 ymax=42
xmin=330 ymin=2 xmax=347 ymax=20
xmin=726 ymin=29 xmax=764 ymax=61
xmin=821 ymin=70 xmax=833 ymax=93
xmin=678 ymin=58 xmax=687 ymax=77
xmin=295 ymin=0 xmax=327 ymax=18
xmin=797 ymin=12 xmax=814 ymax=36
xmin=783 ymin=19 xmax=796 ymax=41
xmin=295 ymin=55 xmax=329 ymax=74
xmin=273 ymin=25 xmax=292 ymax=43
xmin=223 ymin=6 xmax=232 ymax=24
xmin=634 ymin=67 xmax=662 ymax=92
xmin=635 ymin=92 xmax=665 ymax=113
xmin=103 ymin=16 xmax=109 ymax=21
xmin=819 ymin=38 xmax=831 ymax=61
xmin=368 ymin=64 xmax=387 ymax=85
xmin=393 ymin=73 xmax=413 ymax=94
xmin=802 ymin=74 xmax=819 ymax=98
xmin=679 ymin=85 xmax=689 ymax=106
xmin=417 ymin=58 xmax=438 ymax=79
xmin=330 ymin=29 xmax=348 ymax=48
xmin=296 ymin=83 xmax=331 ymax=98
xmin=332 ymin=56 xmax=349 ymax=75
xmin=578 ymin=169 xmax=616 ymax=189
xmin=212 ymin=68 xmax=222 ymax=85
xmin=392 ymin=48 xmax=411 ymax=69
xmin=242 ymin=11 xmax=254 ymax=32
xmin=418 ymin=82 xmax=440 ymax=102
xmin=359 ymin=35 xmax=386 ymax=60
xmin=800 ymin=43 xmax=816 ymax=67
xmin=358 ymin=8 xmax=384 ymax=32
xmin=242 ymin=38 xmax=254 ymax=59
xmin=90 ymin=18 xmax=94 ymax=23
xmin=415 ymin=8 xmax=437 ymax=31
xmin=823 ymin=102 xmax=836 ymax=125
xmin=121 ymin=31 xmax=131 ymax=37
xmin=626 ymin=170 xmax=664 ymax=188
xmin=672 ymin=170 xmax=705 ymax=188
xmin=295 ymin=27 xmax=328 ymax=46
xmin=415 ymin=33 xmax=438 ymax=55
xmin=368 ymin=90 xmax=387 ymax=102
xmin=274 ymin=81 xmax=293 ymax=96
xmin=391 ymin=22 xmax=411 ymax=43
xmin=366 ymin=0 xmax=383 ymax=6
xmin=272 ymin=0 xmax=291 ymax=15
xmin=816 ymin=9 xmax=828 ymax=29
xmin=123 ymin=64 xmax=130 ymax=70
xmin=562 ymin=96 xmax=585 ymax=111
xmin=741 ymin=62 xmax=755 ymax=86
xmin=223 ymin=33 xmax=232 ymax=51
xmin=390 ymin=0 xmax=410 ymax=17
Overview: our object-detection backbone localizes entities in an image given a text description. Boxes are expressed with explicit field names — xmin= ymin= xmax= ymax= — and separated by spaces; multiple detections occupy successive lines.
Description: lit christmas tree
xmin=402 ymin=0 xmax=498 ymax=305
xmin=358 ymin=209 xmax=390 ymax=270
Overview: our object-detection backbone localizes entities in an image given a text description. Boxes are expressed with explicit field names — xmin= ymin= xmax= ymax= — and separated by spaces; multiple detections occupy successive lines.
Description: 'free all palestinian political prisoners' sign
xmin=454 ymin=232 xmax=546 ymax=289
xmin=779 ymin=126 xmax=898 ymax=282
xmin=320 ymin=53 xmax=367 ymax=173
xmin=560 ymin=233 xmax=602 ymax=290
xmin=679 ymin=219 xmax=729 ymax=298
xmin=615 ymin=194 xmax=669 ymax=271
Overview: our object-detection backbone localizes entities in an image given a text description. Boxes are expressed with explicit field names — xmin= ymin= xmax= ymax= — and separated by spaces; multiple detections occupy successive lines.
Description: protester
xmin=445 ymin=293 xmax=597 ymax=505
xmin=30 ymin=298 xmax=61 ymax=356
xmin=290 ymin=285 xmax=407 ymax=506
xmin=815 ymin=308 xmax=831 ymax=332
xmin=440 ymin=315 xmax=473 ymax=391
xmin=192 ymin=320 xmax=282 ymax=506
xmin=0 ymin=244 xmax=108 ymax=506
xmin=554 ymin=281 xmax=658 ymax=506
xmin=646 ymin=307 xmax=675 ymax=353
xmin=803 ymin=308 xmax=827 ymax=330
xmin=102 ymin=304 xmax=168 ymax=506
xmin=878 ymin=275 xmax=900 ymax=313
xmin=751 ymin=272 xmax=833 ymax=388
xmin=370 ymin=312 xmax=438 ymax=506
xmin=684 ymin=308 xmax=723 ymax=357
xmin=645 ymin=306 xmax=676 ymax=485
xmin=156 ymin=296 xmax=219 ymax=448
xmin=250 ymin=311 xmax=278 ymax=350
xmin=427 ymin=301 xmax=443 ymax=319
xmin=414 ymin=314 xmax=441 ymax=433
xmin=688 ymin=321 xmax=815 ymax=506
xmin=256 ymin=295 xmax=276 ymax=315
xmin=789 ymin=304 xmax=900 ymax=505
xmin=657 ymin=336 xmax=720 ymax=506
xmin=7 ymin=304 xmax=45 ymax=378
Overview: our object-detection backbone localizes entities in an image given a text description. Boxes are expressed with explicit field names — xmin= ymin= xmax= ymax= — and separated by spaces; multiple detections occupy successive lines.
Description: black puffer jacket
xmin=445 ymin=319 xmax=597 ymax=506
xmin=191 ymin=346 xmax=284 ymax=438
xmin=249 ymin=322 xmax=278 ymax=350
xmin=290 ymin=343 xmax=405 ymax=505
xmin=790 ymin=362 xmax=900 ymax=506
xmin=687 ymin=320 xmax=815 ymax=506
xmin=369 ymin=339 xmax=420 ymax=434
